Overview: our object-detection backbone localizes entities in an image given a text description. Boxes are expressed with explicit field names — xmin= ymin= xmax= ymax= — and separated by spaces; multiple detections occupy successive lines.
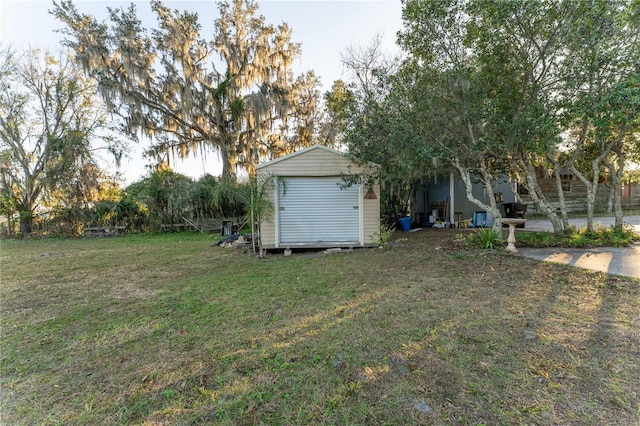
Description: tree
xmin=52 ymin=0 xmax=321 ymax=180
xmin=462 ymin=0 xmax=575 ymax=232
xmin=208 ymin=178 xmax=250 ymax=219
xmin=247 ymin=174 xmax=284 ymax=257
xmin=395 ymin=0 xmax=510 ymax=230
xmin=396 ymin=0 xmax=639 ymax=233
xmin=345 ymin=72 xmax=438 ymax=221
xmin=0 ymin=48 xmax=18 ymax=236
xmin=468 ymin=0 xmax=639 ymax=232
xmin=338 ymin=36 xmax=429 ymax=222
xmin=0 ymin=47 xmax=124 ymax=236
xmin=561 ymin=0 xmax=640 ymax=231
xmin=192 ymin=174 xmax=219 ymax=221
xmin=126 ymin=167 xmax=195 ymax=229
xmin=321 ymin=80 xmax=355 ymax=146
xmin=0 ymin=183 xmax=17 ymax=237
xmin=281 ymin=71 xmax=327 ymax=155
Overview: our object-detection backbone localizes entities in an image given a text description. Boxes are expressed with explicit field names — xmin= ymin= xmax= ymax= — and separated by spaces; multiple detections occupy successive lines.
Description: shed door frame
xmin=274 ymin=177 xmax=363 ymax=247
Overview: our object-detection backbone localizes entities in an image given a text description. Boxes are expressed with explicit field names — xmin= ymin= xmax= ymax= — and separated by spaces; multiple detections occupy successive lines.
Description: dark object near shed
xmin=221 ymin=220 xmax=234 ymax=236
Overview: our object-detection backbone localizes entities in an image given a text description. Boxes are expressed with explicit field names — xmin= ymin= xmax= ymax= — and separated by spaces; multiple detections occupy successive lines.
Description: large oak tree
xmin=52 ymin=0 xmax=321 ymax=180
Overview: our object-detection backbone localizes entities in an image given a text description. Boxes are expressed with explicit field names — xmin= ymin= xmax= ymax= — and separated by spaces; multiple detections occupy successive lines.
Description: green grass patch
xmin=1 ymin=230 xmax=639 ymax=424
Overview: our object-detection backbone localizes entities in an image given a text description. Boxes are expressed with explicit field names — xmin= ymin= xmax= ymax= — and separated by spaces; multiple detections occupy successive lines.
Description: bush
xmin=568 ymin=231 xmax=589 ymax=248
xmin=516 ymin=230 xmax=558 ymax=247
xmin=582 ymin=225 xmax=638 ymax=246
xmin=371 ymin=221 xmax=396 ymax=247
xmin=517 ymin=225 xmax=638 ymax=248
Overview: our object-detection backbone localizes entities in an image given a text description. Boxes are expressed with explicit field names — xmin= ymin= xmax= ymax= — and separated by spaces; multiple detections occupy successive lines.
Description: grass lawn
xmin=1 ymin=230 xmax=639 ymax=425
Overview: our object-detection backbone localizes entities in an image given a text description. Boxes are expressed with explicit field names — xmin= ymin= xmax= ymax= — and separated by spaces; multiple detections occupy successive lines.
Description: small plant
xmin=468 ymin=227 xmax=503 ymax=250
xmin=161 ymin=389 xmax=176 ymax=399
xmin=247 ymin=174 xmax=286 ymax=257
xmin=371 ymin=221 xmax=395 ymax=247
xmin=569 ymin=232 xmax=589 ymax=248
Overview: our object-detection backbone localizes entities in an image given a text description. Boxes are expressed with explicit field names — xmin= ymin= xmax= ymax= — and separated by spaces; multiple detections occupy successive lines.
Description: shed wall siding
xmin=362 ymin=188 xmax=380 ymax=244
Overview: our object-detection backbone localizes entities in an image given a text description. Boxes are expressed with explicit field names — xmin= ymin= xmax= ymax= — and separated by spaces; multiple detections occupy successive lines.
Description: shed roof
xmin=256 ymin=144 xmax=347 ymax=170
xmin=256 ymin=143 xmax=344 ymax=169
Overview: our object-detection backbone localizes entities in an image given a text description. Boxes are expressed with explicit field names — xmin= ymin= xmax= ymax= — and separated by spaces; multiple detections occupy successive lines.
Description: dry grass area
xmin=1 ymin=230 xmax=639 ymax=425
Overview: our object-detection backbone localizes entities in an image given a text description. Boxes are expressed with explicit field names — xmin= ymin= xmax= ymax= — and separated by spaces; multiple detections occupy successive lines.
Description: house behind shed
xmin=413 ymin=174 xmax=516 ymax=227
xmin=256 ymin=144 xmax=380 ymax=249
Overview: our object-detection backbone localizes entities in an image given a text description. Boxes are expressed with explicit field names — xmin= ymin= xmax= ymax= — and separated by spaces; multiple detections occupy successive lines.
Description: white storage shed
xmin=256 ymin=144 xmax=380 ymax=249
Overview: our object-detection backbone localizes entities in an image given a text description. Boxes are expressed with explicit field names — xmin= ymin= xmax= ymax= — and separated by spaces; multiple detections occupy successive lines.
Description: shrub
xmin=586 ymin=225 xmax=638 ymax=246
xmin=569 ymin=232 xmax=589 ymax=248
xmin=371 ymin=221 xmax=396 ymax=247
xmin=517 ymin=225 xmax=639 ymax=248
xmin=468 ymin=227 xmax=503 ymax=250
xmin=516 ymin=231 xmax=558 ymax=247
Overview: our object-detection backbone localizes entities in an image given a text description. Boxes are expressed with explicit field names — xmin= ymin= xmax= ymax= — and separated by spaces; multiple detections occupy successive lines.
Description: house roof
xmin=256 ymin=144 xmax=349 ymax=170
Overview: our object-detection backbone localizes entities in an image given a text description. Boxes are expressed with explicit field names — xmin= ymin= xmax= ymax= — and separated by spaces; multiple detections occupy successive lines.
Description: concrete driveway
xmin=516 ymin=215 xmax=640 ymax=279
xmin=518 ymin=245 xmax=640 ymax=279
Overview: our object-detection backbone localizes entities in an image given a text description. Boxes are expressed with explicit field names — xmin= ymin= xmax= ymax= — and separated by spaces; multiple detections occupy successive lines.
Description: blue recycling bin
xmin=399 ymin=217 xmax=411 ymax=231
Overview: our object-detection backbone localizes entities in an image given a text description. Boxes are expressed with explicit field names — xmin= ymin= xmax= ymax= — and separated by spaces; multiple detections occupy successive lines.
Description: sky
xmin=0 ymin=0 xmax=404 ymax=184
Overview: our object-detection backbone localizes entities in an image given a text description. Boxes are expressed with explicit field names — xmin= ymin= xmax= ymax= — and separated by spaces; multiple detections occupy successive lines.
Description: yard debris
xmin=323 ymin=247 xmax=354 ymax=254
xmin=407 ymin=397 xmax=432 ymax=414
xmin=331 ymin=353 xmax=346 ymax=369
xmin=216 ymin=234 xmax=253 ymax=248
xmin=432 ymin=222 xmax=450 ymax=229
xmin=388 ymin=354 xmax=411 ymax=376
xmin=324 ymin=248 xmax=343 ymax=254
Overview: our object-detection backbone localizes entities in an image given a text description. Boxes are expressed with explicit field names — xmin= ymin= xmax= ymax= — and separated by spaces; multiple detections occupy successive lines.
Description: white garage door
xmin=279 ymin=177 xmax=361 ymax=245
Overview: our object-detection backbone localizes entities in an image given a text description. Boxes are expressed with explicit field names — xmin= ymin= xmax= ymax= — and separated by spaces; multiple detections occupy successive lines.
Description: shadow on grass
xmin=1 ymin=231 xmax=638 ymax=425
xmin=131 ymin=259 xmax=639 ymax=424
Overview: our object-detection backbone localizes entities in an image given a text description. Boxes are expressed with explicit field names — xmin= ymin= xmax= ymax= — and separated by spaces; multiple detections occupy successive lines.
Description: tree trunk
xmin=19 ymin=210 xmax=33 ymax=236
xmin=568 ymin=130 xmax=620 ymax=233
xmin=521 ymin=160 xmax=565 ymax=233
xmin=569 ymin=163 xmax=598 ymax=233
xmin=614 ymin=144 xmax=626 ymax=230
xmin=220 ymin=144 xmax=238 ymax=182
xmin=452 ymin=158 xmax=503 ymax=232
xmin=478 ymin=157 xmax=504 ymax=232
xmin=6 ymin=213 xmax=13 ymax=238
xmin=604 ymin=151 xmax=625 ymax=231
xmin=612 ymin=174 xmax=624 ymax=230
xmin=550 ymin=157 xmax=570 ymax=231
xmin=606 ymin=182 xmax=614 ymax=214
